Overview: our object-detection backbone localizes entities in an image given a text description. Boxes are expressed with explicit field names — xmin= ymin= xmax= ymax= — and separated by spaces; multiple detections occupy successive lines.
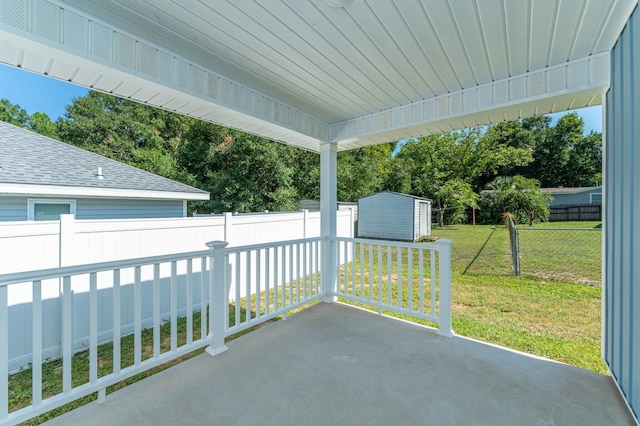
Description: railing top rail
xmin=334 ymin=236 xmax=440 ymax=250
xmin=0 ymin=249 xmax=210 ymax=287
xmin=226 ymin=236 xmax=324 ymax=254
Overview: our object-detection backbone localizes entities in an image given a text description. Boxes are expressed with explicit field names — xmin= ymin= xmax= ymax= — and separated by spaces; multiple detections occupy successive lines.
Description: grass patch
xmin=430 ymin=224 xmax=606 ymax=374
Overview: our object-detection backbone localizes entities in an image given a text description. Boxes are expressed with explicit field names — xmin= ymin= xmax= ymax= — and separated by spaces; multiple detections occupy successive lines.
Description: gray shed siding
xmin=605 ymin=7 xmax=640 ymax=421
xmin=0 ymin=196 xmax=185 ymax=221
xmin=358 ymin=192 xmax=415 ymax=241
xmin=550 ymin=189 xmax=602 ymax=206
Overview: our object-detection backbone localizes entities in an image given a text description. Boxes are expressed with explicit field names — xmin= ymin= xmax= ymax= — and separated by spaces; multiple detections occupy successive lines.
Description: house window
xmin=27 ymin=199 xmax=76 ymax=221
xmin=590 ymin=193 xmax=602 ymax=204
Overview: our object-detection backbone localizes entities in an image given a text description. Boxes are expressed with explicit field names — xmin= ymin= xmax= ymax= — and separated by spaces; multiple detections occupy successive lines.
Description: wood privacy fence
xmin=549 ymin=204 xmax=601 ymax=222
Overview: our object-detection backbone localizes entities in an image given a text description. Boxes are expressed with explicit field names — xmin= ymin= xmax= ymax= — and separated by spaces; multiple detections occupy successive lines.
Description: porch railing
xmin=0 ymin=236 xmax=451 ymax=425
xmin=334 ymin=237 xmax=453 ymax=337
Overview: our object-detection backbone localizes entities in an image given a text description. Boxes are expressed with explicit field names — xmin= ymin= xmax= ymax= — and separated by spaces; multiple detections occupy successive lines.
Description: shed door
xmin=419 ymin=202 xmax=428 ymax=236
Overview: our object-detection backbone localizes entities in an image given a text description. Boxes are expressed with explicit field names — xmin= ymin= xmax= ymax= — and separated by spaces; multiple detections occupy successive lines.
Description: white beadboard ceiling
xmin=0 ymin=0 xmax=637 ymax=151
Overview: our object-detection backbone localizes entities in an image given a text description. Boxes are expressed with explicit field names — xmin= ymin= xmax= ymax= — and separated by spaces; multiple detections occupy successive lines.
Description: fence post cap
xmin=206 ymin=240 xmax=229 ymax=249
xmin=436 ymin=238 xmax=453 ymax=246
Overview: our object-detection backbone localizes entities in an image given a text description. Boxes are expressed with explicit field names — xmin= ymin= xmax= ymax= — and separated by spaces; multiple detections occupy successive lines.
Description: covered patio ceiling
xmin=0 ymin=0 xmax=637 ymax=152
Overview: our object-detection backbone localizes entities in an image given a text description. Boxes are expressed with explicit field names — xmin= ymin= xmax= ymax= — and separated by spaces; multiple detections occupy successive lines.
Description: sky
xmin=0 ymin=63 xmax=604 ymax=133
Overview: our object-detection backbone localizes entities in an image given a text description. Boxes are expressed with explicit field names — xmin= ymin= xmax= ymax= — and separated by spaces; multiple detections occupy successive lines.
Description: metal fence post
xmin=205 ymin=241 xmax=229 ymax=357
xmin=508 ymin=217 xmax=521 ymax=276
xmin=436 ymin=238 xmax=454 ymax=337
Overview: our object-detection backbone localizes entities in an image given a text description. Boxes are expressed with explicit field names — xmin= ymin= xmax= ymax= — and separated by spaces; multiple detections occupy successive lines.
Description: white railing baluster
xmin=62 ymin=276 xmax=72 ymax=394
xmin=0 ymin=285 xmax=8 ymax=420
xmin=257 ymin=249 xmax=262 ymax=320
xmin=407 ymin=249 xmax=413 ymax=311
xmin=431 ymin=250 xmax=436 ymax=316
xmin=32 ymin=280 xmax=42 ymax=407
xmin=186 ymin=259 xmax=193 ymax=346
xmin=303 ymin=242 xmax=307 ymax=299
xmin=134 ymin=267 xmax=142 ymax=366
xmin=153 ymin=264 xmax=160 ymax=359
xmin=89 ymin=272 xmax=98 ymax=385
xmin=419 ymin=250 xmax=424 ymax=315
xmin=387 ymin=244 xmax=392 ymax=307
xmin=224 ymin=254 xmax=230 ymax=333
xmin=246 ymin=251 xmax=251 ymax=321
xmin=281 ymin=245 xmax=286 ymax=309
xmin=299 ymin=243 xmax=304 ymax=301
xmin=113 ymin=270 xmax=121 ymax=374
xmin=201 ymin=257 xmax=207 ymax=341
xmin=289 ymin=244 xmax=294 ymax=306
xmin=316 ymin=240 xmax=321 ymax=294
xmin=377 ymin=245 xmax=382 ymax=313
xmin=171 ymin=261 xmax=178 ymax=352
xmin=273 ymin=247 xmax=280 ymax=311
xmin=397 ymin=247 xmax=403 ymax=308
xmin=265 ymin=248 xmax=270 ymax=315
xmin=368 ymin=244 xmax=374 ymax=302
xmin=235 ymin=252 xmax=241 ymax=327
xmin=359 ymin=243 xmax=365 ymax=297
xmin=352 ymin=243 xmax=361 ymax=296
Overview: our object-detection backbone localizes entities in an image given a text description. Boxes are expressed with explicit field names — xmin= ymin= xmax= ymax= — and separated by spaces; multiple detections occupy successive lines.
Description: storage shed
xmin=357 ymin=191 xmax=431 ymax=242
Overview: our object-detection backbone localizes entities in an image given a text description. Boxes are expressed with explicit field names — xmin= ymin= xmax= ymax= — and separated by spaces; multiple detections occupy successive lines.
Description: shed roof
xmin=541 ymin=186 xmax=602 ymax=195
xmin=0 ymin=121 xmax=209 ymax=200
xmin=359 ymin=191 xmax=431 ymax=202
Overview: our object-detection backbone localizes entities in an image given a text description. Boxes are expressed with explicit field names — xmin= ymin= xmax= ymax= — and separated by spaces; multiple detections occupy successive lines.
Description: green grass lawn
xmin=430 ymin=224 xmax=605 ymax=374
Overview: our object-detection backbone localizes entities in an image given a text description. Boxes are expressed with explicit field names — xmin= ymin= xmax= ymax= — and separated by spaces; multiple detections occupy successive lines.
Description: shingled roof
xmin=0 ymin=121 xmax=209 ymax=200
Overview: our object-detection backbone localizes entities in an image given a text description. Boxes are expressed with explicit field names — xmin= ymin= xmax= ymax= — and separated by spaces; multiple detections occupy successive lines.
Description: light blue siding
xmin=605 ymin=5 xmax=640 ymax=421
xmin=0 ymin=197 xmax=27 ymax=221
xmin=551 ymin=189 xmax=602 ymax=206
xmin=75 ymin=198 xmax=184 ymax=219
xmin=0 ymin=196 xmax=185 ymax=221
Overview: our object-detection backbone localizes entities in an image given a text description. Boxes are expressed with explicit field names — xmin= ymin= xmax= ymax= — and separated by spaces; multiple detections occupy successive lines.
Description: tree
xmin=27 ymin=112 xmax=57 ymax=138
xmin=564 ymin=130 xmax=602 ymax=187
xmin=0 ymin=98 xmax=29 ymax=127
xmin=179 ymin=122 xmax=299 ymax=213
xmin=337 ymin=143 xmax=394 ymax=201
xmin=394 ymin=129 xmax=531 ymax=226
xmin=56 ymin=91 xmax=193 ymax=184
xmin=480 ymin=176 xmax=552 ymax=225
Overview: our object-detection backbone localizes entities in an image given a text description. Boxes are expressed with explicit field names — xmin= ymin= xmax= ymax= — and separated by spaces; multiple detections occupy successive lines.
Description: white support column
xmin=320 ymin=142 xmax=338 ymax=302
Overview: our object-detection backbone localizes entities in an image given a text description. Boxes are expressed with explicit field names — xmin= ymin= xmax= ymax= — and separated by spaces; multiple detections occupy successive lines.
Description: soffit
xmin=0 ymin=0 xmax=637 ymax=151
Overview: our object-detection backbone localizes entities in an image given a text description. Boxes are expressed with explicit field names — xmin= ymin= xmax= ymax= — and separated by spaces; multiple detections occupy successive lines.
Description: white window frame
xmin=27 ymin=198 xmax=77 ymax=221
xmin=590 ymin=193 xmax=602 ymax=204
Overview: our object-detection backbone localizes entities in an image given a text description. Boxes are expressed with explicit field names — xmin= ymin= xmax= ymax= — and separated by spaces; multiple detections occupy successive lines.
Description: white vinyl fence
xmin=0 ymin=211 xmax=353 ymax=371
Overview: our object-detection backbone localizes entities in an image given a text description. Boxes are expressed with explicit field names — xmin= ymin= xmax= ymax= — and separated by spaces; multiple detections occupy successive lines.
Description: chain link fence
xmin=507 ymin=220 xmax=602 ymax=285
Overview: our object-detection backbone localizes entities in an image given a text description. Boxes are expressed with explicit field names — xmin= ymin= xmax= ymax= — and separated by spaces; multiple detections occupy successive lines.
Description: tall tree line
xmin=1 ymin=92 xmax=602 ymax=220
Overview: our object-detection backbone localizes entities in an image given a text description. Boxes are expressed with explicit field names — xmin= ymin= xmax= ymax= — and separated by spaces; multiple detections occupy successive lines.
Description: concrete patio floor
xmin=46 ymin=302 xmax=634 ymax=426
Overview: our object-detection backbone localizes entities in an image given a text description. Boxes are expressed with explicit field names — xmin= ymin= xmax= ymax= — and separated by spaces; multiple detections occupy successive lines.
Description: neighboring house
xmin=0 ymin=121 xmax=209 ymax=221
xmin=357 ymin=191 xmax=431 ymax=242
xmin=541 ymin=187 xmax=602 ymax=206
